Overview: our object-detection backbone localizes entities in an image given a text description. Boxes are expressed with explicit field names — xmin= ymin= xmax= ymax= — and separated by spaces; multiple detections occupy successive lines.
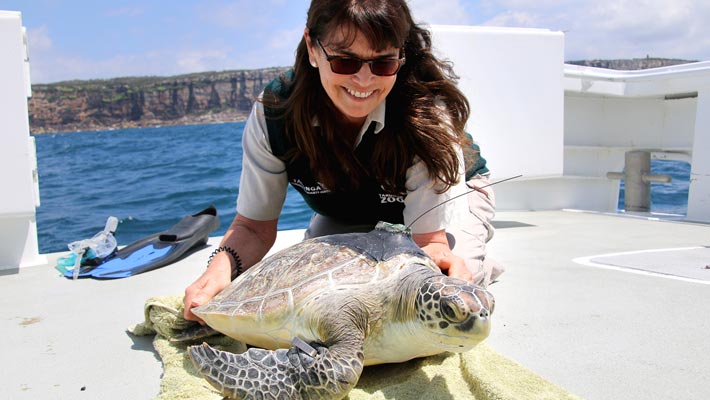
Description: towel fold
xmin=129 ymin=295 xmax=580 ymax=400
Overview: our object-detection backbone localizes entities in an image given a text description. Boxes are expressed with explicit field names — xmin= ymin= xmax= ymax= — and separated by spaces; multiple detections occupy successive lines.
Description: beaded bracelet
xmin=208 ymin=246 xmax=243 ymax=280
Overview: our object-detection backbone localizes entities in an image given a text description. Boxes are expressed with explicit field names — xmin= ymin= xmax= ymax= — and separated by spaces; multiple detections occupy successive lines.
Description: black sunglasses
xmin=316 ymin=39 xmax=405 ymax=76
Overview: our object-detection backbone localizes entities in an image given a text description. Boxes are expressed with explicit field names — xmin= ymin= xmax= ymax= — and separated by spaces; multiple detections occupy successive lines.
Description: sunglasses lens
xmin=371 ymin=60 xmax=401 ymax=76
xmin=330 ymin=58 xmax=362 ymax=74
xmin=319 ymin=40 xmax=403 ymax=76
xmin=327 ymin=56 xmax=403 ymax=76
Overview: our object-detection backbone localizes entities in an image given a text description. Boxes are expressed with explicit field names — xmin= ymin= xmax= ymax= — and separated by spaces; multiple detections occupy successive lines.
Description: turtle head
xmin=415 ymin=276 xmax=494 ymax=351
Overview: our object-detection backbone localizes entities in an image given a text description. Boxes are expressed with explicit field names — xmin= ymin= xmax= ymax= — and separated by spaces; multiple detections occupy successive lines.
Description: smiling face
xmin=305 ymin=26 xmax=400 ymax=127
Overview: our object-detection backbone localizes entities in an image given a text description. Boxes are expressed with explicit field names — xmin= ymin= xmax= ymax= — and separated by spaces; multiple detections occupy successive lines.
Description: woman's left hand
xmin=413 ymin=230 xmax=473 ymax=282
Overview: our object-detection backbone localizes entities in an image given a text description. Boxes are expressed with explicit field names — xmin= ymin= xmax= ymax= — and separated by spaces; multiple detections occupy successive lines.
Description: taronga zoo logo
xmin=291 ymin=179 xmax=331 ymax=195
xmin=379 ymin=193 xmax=405 ymax=204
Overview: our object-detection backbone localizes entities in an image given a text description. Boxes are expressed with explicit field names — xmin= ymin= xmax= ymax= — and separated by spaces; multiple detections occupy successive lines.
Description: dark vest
xmin=263 ymin=72 xmax=406 ymax=226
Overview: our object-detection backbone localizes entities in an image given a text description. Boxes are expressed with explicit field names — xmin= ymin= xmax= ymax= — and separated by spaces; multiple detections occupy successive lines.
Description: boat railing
xmin=431 ymin=25 xmax=709 ymax=223
xmin=0 ymin=11 xmax=45 ymax=270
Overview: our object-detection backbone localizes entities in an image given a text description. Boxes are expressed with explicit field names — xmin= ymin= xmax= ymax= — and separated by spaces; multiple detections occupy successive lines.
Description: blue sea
xmin=34 ymin=122 xmax=312 ymax=254
xmin=33 ymin=123 xmax=692 ymax=253
xmin=618 ymin=160 xmax=690 ymax=215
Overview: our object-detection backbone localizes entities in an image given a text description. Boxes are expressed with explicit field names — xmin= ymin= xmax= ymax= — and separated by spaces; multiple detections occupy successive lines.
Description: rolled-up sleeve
xmin=236 ymin=101 xmax=289 ymax=221
xmin=403 ymin=147 xmax=468 ymax=234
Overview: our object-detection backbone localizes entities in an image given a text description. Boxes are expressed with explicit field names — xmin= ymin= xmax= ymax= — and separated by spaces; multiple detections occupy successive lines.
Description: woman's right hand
xmin=183 ymin=252 xmax=234 ymax=322
xmin=183 ymin=214 xmax=278 ymax=322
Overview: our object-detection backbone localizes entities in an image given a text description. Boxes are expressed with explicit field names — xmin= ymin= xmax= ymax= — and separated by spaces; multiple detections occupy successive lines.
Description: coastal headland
xmin=28 ymin=67 xmax=289 ymax=134
xmin=28 ymin=58 xmax=693 ymax=134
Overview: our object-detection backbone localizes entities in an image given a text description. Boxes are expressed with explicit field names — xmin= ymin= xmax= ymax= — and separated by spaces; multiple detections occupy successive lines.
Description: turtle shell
xmin=193 ymin=223 xmax=438 ymax=349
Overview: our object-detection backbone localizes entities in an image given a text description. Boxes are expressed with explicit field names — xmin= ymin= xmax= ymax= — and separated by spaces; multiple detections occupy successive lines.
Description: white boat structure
xmin=1 ymin=11 xmax=708 ymax=400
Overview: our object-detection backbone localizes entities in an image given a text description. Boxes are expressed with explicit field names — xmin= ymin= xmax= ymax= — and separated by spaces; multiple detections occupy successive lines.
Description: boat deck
xmin=2 ymin=210 xmax=708 ymax=399
xmin=485 ymin=210 xmax=708 ymax=400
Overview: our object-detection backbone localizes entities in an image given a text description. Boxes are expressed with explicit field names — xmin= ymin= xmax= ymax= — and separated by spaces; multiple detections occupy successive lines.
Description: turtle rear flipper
xmin=188 ymin=338 xmax=364 ymax=399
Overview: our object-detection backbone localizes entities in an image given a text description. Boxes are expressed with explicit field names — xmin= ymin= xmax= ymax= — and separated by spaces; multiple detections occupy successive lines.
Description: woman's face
xmin=306 ymin=27 xmax=400 ymax=126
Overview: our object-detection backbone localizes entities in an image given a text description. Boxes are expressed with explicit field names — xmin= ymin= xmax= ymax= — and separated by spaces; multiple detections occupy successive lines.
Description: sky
xmin=3 ymin=0 xmax=710 ymax=83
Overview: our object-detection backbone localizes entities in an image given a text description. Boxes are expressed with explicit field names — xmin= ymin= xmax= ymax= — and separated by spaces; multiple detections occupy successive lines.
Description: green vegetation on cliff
xmin=566 ymin=57 xmax=696 ymax=70
xmin=29 ymin=67 xmax=289 ymax=134
xmin=29 ymin=58 xmax=699 ymax=134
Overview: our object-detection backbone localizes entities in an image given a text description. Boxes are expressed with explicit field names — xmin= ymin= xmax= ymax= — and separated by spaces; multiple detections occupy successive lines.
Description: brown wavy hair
xmin=262 ymin=0 xmax=471 ymax=194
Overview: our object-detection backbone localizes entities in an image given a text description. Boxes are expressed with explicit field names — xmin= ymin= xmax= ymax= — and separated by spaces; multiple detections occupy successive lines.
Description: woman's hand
xmin=413 ymin=230 xmax=473 ymax=282
xmin=183 ymin=215 xmax=278 ymax=322
xmin=183 ymin=252 xmax=233 ymax=322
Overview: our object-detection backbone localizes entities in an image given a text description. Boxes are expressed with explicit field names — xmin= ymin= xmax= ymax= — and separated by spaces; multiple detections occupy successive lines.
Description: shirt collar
xmin=311 ymin=101 xmax=387 ymax=147
xmin=354 ymin=101 xmax=386 ymax=147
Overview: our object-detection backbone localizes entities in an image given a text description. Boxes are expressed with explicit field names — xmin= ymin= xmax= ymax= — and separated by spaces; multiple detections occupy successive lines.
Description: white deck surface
xmin=2 ymin=210 xmax=709 ymax=399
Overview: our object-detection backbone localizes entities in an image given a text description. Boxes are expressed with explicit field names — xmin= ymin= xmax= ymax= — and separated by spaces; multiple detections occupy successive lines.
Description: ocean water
xmin=34 ymin=122 xmax=311 ymax=254
xmin=33 ymin=124 xmax=692 ymax=254
xmin=618 ymin=159 xmax=691 ymax=215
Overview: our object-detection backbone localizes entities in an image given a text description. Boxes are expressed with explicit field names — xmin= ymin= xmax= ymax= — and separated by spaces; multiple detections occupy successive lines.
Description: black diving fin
xmin=65 ymin=205 xmax=219 ymax=279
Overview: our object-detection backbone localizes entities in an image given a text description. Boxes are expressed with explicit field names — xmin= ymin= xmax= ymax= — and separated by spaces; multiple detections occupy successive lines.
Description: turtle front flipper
xmin=170 ymin=324 xmax=220 ymax=343
xmin=188 ymin=338 xmax=364 ymax=399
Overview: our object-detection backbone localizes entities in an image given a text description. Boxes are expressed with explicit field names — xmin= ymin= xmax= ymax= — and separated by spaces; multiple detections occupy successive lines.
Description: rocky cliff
xmin=566 ymin=57 xmax=696 ymax=70
xmin=28 ymin=67 xmax=289 ymax=134
xmin=29 ymin=58 xmax=699 ymax=134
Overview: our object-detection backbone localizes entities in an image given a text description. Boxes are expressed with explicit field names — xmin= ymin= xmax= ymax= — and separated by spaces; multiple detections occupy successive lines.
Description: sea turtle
xmin=186 ymin=221 xmax=494 ymax=399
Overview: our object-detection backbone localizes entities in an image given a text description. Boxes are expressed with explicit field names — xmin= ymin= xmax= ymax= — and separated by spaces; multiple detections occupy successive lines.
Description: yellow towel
xmin=129 ymin=295 xmax=580 ymax=400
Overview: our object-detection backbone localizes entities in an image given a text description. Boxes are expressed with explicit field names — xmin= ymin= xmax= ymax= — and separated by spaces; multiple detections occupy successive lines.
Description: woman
xmin=184 ymin=0 xmax=500 ymax=322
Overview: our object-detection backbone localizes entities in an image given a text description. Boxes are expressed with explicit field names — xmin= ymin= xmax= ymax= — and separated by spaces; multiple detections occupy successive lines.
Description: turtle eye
xmin=440 ymin=298 xmax=465 ymax=323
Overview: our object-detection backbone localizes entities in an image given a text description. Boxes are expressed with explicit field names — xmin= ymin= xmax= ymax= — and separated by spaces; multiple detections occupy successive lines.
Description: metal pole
xmin=624 ymin=151 xmax=651 ymax=212
xmin=606 ymin=150 xmax=672 ymax=213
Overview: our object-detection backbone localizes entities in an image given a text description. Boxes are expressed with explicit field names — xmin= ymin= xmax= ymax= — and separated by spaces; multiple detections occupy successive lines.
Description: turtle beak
xmin=442 ymin=288 xmax=492 ymax=336
xmin=476 ymin=287 xmax=495 ymax=316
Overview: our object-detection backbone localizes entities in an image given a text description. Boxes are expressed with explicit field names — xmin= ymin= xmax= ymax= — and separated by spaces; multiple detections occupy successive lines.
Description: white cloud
xmin=104 ymin=6 xmax=145 ymax=17
xmin=476 ymin=0 xmax=710 ymax=61
xmin=24 ymin=0 xmax=710 ymax=82
xmin=589 ymin=1 xmax=692 ymax=38
xmin=25 ymin=25 xmax=54 ymax=82
xmin=197 ymin=0 xmax=292 ymax=31
xmin=409 ymin=0 xmax=474 ymax=25
xmin=268 ymin=27 xmax=303 ymax=50
xmin=27 ymin=25 xmax=52 ymax=52
xmin=570 ymin=1 xmax=709 ymax=60
xmin=176 ymin=48 xmax=231 ymax=74
xmin=490 ymin=0 xmax=569 ymax=9
xmin=483 ymin=11 xmax=538 ymax=27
